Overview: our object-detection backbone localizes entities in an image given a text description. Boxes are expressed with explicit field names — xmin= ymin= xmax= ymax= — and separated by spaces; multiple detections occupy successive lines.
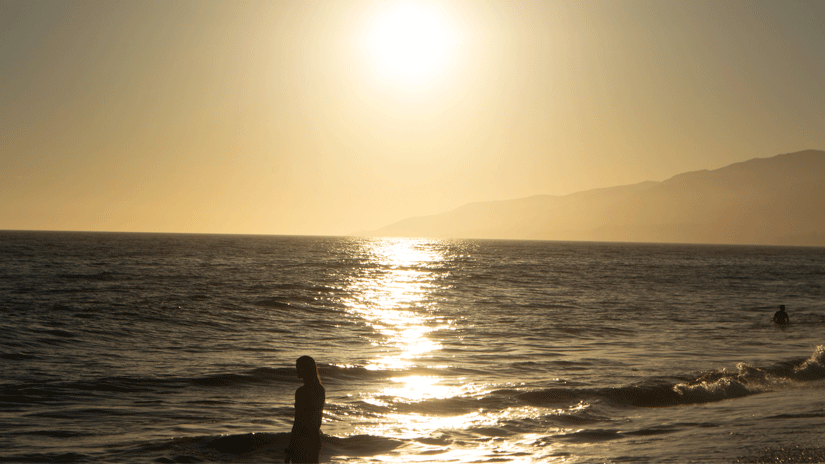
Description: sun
xmin=371 ymin=3 xmax=450 ymax=76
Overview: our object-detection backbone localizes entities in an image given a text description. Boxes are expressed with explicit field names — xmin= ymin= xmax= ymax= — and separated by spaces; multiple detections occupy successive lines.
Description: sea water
xmin=1 ymin=231 xmax=823 ymax=463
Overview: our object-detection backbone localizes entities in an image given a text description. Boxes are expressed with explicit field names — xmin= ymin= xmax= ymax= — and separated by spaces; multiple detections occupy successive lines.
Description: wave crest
xmin=517 ymin=345 xmax=825 ymax=408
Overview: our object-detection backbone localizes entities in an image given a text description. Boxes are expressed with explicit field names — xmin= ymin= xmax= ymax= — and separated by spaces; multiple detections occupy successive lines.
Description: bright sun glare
xmin=372 ymin=4 xmax=450 ymax=76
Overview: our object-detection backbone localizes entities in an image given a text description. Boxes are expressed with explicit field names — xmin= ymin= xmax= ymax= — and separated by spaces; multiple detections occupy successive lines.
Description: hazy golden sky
xmin=2 ymin=0 xmax=824 ymax=235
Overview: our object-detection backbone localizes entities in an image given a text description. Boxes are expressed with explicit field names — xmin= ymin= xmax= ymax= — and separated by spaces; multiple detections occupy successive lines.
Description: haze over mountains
xmin=363 ymin=150 xmax=825 ymax=246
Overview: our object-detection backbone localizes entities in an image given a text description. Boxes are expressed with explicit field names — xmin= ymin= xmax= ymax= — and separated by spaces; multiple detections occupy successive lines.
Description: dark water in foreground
xmin=1 ymin=231 xmax=824 ymax=463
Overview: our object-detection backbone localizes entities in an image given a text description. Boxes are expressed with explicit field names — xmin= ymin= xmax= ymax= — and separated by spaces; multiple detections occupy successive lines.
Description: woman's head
xmin=296 ymin=355 xmax=321 ymax=383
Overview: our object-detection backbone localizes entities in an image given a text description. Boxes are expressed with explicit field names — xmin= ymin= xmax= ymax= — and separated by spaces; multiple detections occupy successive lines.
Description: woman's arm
xmin=285 ymin=388 xmax=305 ymax=462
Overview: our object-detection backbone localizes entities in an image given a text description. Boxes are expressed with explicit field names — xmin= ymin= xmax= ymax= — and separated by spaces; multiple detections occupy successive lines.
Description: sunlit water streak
xmin=341 ymin=238 xmax=452 ymax=372
xmin=1 ymin=232 xmax=824 ymax=463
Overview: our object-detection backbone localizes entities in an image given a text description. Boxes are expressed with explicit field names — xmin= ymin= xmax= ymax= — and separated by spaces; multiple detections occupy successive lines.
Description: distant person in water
xmin=285 ymin=356 xmax=325 ymax=463
xmin=773 ymin=305 xmax=790 ymax=325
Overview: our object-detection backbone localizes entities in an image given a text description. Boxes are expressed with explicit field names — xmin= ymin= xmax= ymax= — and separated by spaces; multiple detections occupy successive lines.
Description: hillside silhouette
xmin=364 ymin=150 xmax=825 ymax=246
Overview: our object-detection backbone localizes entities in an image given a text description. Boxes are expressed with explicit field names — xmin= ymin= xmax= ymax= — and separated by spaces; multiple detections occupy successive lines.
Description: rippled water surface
xmin=1 ymin=232 xmax=823 ymax=463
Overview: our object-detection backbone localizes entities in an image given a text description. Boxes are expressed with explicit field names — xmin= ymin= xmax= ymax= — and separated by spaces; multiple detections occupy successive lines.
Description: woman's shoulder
xmin=296 ymin=383 xmax=325 ymax=397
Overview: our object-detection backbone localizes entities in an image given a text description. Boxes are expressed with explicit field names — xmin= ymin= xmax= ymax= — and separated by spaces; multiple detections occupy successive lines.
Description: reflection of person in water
xmin=773 ymin=305 xmax=790 ymax=325
xmin=285 ymin=356 xmax=325 ymax=463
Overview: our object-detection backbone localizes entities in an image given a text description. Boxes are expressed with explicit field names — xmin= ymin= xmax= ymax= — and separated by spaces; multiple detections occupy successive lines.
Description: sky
xmin=2 ymin=0 xmax=824 ymax=236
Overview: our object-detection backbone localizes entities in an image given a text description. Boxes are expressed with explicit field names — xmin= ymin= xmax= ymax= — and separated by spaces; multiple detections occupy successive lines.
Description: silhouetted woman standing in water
xmin=285 ymin=356 xmax=325 ymax=463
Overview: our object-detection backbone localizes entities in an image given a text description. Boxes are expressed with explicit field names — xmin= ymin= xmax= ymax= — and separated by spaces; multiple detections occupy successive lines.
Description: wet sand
xmin=736 ymin=446 xmax=825 ymax=463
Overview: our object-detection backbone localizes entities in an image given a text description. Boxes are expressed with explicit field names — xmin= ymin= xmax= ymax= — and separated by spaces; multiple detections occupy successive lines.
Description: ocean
xmin=1 ymin=231 xmax=823 ymax=463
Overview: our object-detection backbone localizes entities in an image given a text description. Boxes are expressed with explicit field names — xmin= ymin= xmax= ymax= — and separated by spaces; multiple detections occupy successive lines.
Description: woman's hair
xmin=296 ymin=355 xmax=322 ymax=384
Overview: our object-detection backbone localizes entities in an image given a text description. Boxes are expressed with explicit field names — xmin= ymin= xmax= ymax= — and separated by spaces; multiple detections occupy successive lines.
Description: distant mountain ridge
xmin=363 ymin=150 xmax=825 ymax=246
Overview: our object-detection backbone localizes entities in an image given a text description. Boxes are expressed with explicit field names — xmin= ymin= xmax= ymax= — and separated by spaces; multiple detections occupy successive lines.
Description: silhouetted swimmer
xmin=773 ymin=305 xmax=789 ymax=325
xmin=284 ymin=356 xmax=325 ymax=463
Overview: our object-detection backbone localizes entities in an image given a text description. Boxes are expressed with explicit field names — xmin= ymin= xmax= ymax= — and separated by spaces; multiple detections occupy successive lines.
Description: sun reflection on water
xmin=343 ymin=238 xmax=452 ymax=371
xmin=341 ymin=239 xmax=472 ymax=431
xmin=337 ymin=238 xmax=553 ymax=461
